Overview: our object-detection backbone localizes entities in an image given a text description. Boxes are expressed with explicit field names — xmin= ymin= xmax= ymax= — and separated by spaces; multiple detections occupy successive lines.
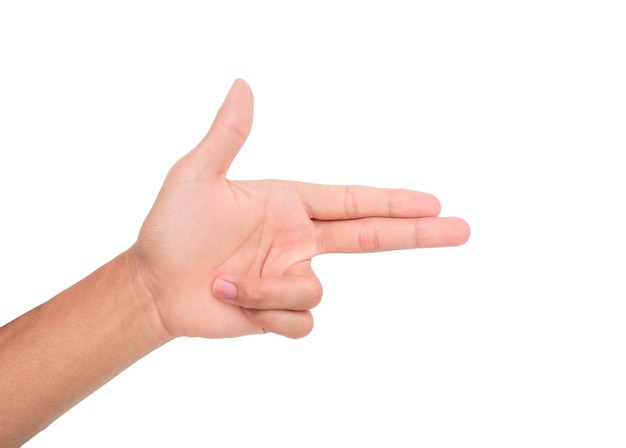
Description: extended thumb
xmin=192 ymin=79 xmax=254 ymax=179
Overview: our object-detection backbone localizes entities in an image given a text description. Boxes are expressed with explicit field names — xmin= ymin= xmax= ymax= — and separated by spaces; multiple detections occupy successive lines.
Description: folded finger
xmin=242 ymin=309 xmax=315 ymax=339
xmin=213 ymin=272 xmax=323 ymax=311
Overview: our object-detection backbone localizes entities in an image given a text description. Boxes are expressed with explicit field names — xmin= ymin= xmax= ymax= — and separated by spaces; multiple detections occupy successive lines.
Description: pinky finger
xmin=242 ymin=308 xmax=315 ymax=339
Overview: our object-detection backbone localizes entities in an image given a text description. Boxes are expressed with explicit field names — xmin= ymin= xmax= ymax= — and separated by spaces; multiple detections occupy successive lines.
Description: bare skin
xmin=0 ymin=80 xmax=470 ymax=446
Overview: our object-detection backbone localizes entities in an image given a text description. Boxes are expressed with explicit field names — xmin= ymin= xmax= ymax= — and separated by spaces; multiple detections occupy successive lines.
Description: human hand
xmin=133 ymin=80 xmax=470 ymax=340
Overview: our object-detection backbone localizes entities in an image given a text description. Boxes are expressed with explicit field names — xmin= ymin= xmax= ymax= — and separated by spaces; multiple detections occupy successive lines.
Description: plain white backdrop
xmin=1 ymin=1 xmax=624 ymax=447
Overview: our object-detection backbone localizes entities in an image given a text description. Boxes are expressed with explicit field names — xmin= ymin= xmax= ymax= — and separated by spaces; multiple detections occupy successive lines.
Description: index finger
xmin=291 ymin=182 xmax=442 ymax=220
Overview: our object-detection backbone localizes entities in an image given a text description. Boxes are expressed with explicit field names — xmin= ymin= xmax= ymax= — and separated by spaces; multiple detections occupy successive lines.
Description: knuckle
xmin=239 ymin=282 xmax=265 ymax=308
xmin=292 ymin=312 xmax=314 ymax=339
xmin=358 ymin=220 xmax=381 ymax=252
xmin=343 ymin=186 xmax=359 ymax=219
xmin=307 ymin=280 xmax=323 ymax=308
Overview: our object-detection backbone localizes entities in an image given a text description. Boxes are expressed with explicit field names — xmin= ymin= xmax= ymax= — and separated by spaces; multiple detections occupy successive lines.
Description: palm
xmin=216 ymin=181 xmax=318 ymax=278
xmin=137 ymin=175 xmax=317 ymax=337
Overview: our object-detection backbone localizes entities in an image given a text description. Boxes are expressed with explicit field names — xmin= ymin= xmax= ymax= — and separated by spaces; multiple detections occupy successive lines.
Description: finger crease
xmin=414 ymin=220 xmax=422 ymax=248
xmin=359 ymin=220 xmax=381 ymax=252
xmin=344 ymin=186 xmax=359 ymax=219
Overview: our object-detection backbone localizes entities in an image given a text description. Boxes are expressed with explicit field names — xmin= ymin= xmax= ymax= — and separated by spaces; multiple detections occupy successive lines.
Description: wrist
xmin=123 ymin=246 xmax=175 ymax=348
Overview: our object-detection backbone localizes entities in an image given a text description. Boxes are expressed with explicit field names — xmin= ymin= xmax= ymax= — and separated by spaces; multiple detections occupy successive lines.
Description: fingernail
xmin=213 ymin=278 xmax=237 ymax=300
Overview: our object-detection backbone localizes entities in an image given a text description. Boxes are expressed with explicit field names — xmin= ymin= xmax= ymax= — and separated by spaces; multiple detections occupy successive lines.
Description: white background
xmin=1 ymin=1 xmax=624 ymax=447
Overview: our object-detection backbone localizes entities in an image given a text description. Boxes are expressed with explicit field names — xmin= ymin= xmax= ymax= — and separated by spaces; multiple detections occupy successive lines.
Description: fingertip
xmin=232 ymin=78 xmax=251 ymax=93
xmin=450 ymin=217 xmax=471 ymax=246
xmin=397 ymin=189 xmax=441 ymax=217
xmin=229 ymin=79 xmax=254 ymax=111
xmin=227 ymin=78 xmax=254 ymax=111
xmin=427 ymin=193 xmax=442 ymax=217
xmin=213 ymin=277 xmax=238 ymax=300
xmin=217 ymin=79 xmax=254 ymax=133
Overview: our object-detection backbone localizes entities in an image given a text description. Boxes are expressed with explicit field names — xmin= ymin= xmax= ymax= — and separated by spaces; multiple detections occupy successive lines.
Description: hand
xmin=133 ymin=79 xmax=470 ymax=340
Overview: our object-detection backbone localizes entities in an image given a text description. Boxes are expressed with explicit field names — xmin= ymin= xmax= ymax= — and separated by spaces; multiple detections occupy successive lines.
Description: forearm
xmin=0 ymin=248 xmax=170 ymax=447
